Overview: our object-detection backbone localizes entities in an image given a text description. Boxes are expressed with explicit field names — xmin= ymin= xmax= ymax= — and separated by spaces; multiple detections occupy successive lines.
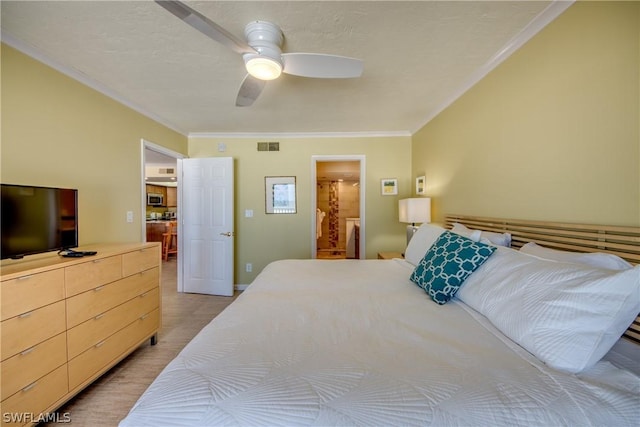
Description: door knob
xmin=220 ymin=232 xmax=234 ymax=237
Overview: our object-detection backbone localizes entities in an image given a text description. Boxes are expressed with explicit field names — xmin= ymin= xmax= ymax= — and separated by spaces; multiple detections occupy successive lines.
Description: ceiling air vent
xmin=257 ymin=142 xmax=280 ymax=152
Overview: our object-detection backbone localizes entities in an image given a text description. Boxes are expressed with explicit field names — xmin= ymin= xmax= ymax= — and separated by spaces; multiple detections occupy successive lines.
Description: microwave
xmin=147 ymin=193 xmax=164 ymax=206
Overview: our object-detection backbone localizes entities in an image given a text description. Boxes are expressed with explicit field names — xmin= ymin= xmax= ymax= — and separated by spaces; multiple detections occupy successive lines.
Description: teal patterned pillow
xmin=410 ymin=230 xmax=496 ymax=304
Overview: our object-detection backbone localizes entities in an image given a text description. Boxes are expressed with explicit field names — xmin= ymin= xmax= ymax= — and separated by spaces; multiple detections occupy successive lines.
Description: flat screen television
xmin=1 ymin=184 xmax=78 ymax=260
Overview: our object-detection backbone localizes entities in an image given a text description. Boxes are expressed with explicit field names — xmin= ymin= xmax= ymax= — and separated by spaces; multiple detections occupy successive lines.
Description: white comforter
xmin=120 ymin=259 xmax=639 ymax=426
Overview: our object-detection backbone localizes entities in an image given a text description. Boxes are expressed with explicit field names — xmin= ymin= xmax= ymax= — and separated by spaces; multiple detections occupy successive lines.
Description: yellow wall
xmin=1 ymin=45 xmax=188 ymax=245
xmin=412 ymin=1 xmax=639 ymax=226
xmin=189 ymin=136 xmax=412 ymax=283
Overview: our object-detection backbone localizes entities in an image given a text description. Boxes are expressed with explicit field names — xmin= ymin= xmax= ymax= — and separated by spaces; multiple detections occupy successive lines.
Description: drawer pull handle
xmin=18 ymin=311 xmax=33 ymax=319
xmin=20 ymin=346 xmax=35 ymax=356
xmin=17 ymin=275 xmax=33 ymax=281
xmin=94 ymin=285 xmax=105 ymax=292
xmin=139 ymin=292 xmax=148 ymax=298
xmin=140 ymin=313 xmax=149 ymax=320
xmin=93 ymin=259 xmax=102 ymax=264
xmin=95 ymin=340 xmax=106 ymax=348
xmin=94 ymin=313 xmax=105 ymax=320
xmin=22 ymin=381 xmax=37 ymax=392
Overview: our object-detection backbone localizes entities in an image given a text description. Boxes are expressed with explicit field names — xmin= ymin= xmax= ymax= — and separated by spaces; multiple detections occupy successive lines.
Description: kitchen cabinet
xmin=166 ymin=187 xmax=177 ymax=207
xmin=146 ymin=221 xmax=168 ymax=243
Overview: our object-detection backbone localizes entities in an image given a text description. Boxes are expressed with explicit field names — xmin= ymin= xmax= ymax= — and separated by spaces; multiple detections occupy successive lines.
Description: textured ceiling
xmin=1 ymin=1 xmax=570 ymax=136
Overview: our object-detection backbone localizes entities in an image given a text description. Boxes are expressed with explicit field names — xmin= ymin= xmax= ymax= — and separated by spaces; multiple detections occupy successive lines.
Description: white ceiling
xmin=145 ymin=149 xmax=178 ymax=167
xmin=1 ymin=1 xmax=571 ymax=136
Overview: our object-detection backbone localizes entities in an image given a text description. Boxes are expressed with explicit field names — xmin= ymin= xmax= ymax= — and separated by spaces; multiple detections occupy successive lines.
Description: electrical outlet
xmin=126 ymin=211 xmax=134 ymax=223
xmin=245 ymin=209 xmax=253 ymax=218
xmin=245 ymin=263 xmax=252 ymax=272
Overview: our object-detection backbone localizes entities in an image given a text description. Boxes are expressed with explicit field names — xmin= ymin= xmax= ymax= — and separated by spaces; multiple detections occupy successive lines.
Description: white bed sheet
xmin=120 ymin=259 xmax=639 ymax=426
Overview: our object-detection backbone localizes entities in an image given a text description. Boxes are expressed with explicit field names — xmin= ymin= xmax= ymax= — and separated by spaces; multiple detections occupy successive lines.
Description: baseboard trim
xmin=235 ymin=284 xmax=249 ymax=291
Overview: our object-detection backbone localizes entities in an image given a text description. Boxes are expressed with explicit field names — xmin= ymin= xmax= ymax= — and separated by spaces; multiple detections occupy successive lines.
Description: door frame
xmin=140 ymin=139 xmax=186 ymax=288
xmin=311 ymin=155 xmax=366 ymax=259
xmin=140 ymin=139 xmax=186 ymax=242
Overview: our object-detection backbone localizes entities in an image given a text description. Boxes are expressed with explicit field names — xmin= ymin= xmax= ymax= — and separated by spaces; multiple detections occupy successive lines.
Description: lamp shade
xmin=399 ymin=198 xmax=431 ymax=224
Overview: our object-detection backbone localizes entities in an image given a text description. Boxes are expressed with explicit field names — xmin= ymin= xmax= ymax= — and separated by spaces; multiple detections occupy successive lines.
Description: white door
xmin=181 ymin=157 xmax=234 ymax=296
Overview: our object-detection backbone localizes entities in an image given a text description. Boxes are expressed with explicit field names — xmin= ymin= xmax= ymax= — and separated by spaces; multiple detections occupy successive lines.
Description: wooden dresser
xmin=0 ymin=242 xmax=161 ymax=426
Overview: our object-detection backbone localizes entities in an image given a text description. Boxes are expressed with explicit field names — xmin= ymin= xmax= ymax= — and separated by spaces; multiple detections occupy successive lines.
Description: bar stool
xmin=162 ymin=221 xmax=178 ymax=261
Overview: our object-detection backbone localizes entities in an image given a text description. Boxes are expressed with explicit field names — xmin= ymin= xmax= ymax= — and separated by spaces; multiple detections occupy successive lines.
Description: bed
xmin=120 ymin=215 xmax=640 ymax=426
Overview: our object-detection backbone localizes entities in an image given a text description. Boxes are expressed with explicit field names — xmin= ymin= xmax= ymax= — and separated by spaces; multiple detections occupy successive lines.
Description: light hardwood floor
xmin=46 ymin=260 xmax=239 ymax=426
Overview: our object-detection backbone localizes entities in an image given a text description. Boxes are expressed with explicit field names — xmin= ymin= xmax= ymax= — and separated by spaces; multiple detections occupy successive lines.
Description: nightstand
xmin=377 ymin=252 xmax=404 ymax=260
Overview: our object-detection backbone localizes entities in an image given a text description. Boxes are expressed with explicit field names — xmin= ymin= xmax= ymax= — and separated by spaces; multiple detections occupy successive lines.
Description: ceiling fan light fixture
xmin=157 ymin=2 xmax=364 ymax=106
xmin=246 ymin=56 xmax=282 ymax=81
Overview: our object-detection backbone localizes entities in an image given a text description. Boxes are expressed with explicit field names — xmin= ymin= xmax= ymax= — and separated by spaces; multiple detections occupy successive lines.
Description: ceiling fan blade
xmin=236 ymin=74 xmax=266 ymax=107
xmin=282 ymin=53 xmax=363 ymax=78
xmin=155 ymin=1 xmax=256 ymax=55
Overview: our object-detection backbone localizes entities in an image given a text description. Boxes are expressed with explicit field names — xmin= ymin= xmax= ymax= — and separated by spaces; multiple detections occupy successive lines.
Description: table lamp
xmin=399 ymin=198 xmax=431 ymax=246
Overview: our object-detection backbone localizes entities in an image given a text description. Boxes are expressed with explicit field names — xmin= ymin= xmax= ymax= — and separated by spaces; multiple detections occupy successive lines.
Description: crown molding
xmin=411 ymin=0 xmax=575 ymax=134
xmin=2 ymin=32 xmax=188 ymax=136
xmin=189 ymin=130 xmax=411 ymax=139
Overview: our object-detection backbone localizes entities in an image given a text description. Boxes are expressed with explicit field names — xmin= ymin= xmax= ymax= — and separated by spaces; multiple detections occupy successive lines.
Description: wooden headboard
xmin=445 ymin=214 xmax=640 ymax=344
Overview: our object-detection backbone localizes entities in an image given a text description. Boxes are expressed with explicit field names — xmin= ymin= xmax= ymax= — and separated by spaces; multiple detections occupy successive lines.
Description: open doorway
xmin=140 ymin=140 xmax=185 ymax=271
xmin=311 ymin=155 xmax=366 ymax=259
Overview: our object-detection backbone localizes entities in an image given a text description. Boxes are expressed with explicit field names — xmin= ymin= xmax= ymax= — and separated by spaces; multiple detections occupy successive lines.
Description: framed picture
xmin=416 ymin=176 xmax=426 ymax=195
xmin=265 ymin=176 xmax=297 ymax=214
xmin=381 ymin=178 xmax=398 ymax=195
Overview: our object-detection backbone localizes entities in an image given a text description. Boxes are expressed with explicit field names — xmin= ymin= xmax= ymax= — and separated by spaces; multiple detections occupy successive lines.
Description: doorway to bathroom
xmin=311 ymin=155 xmax=365 ymax=259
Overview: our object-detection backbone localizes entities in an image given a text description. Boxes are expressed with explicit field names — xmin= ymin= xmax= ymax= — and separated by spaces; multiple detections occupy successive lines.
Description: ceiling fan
xmin=155 ymin=1 xmax=364 ymax=107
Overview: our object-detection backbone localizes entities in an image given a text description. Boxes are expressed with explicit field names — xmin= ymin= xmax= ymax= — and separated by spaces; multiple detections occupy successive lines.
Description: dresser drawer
xmin=1 ymin=333 xmax=67 ymax=401
xmin=1 ymin=269 xmax=65 ymax=321
xmin=122 ymin=246 xmax=160 ymax=277
xmin=66 ymin=267 xmax=159 ymax=328
xmin=67 ymin=287 xmax=159 ymax=359
xmin=68 ymin=308 xmax=159 ymax=391
xmin=65 ymin=255 xmax=122 ymax=297
xmin=1 ymin=301 xmax=66 ymax=361
xmin=0 ymin=364 xmax=68 ymax=427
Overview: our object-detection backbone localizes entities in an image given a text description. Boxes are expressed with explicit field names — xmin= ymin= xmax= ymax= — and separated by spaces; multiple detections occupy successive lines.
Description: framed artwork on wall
xmin=381 ymin=178 xmax=398 ymax=196
xmin=416 ymin=176 xmax=426 ymax=195
xmin=265 ymin=176 xmax=297 ymax=214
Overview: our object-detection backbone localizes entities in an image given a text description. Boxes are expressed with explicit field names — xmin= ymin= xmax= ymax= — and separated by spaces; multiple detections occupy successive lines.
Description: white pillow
xmin=520 ymin=242 xmax=632 ymax=271
xmin=450 ymin=223 xmax=481 ymax=241
xmin=452 ymin=223 xmax=511 ymax=247
xmin=456 ymin=247 xmax=640 ymax=373
xmin=404 ymin=223 xmax=445 ymax=266
xmin=602 ymin=337 xmax=640 ymax=376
